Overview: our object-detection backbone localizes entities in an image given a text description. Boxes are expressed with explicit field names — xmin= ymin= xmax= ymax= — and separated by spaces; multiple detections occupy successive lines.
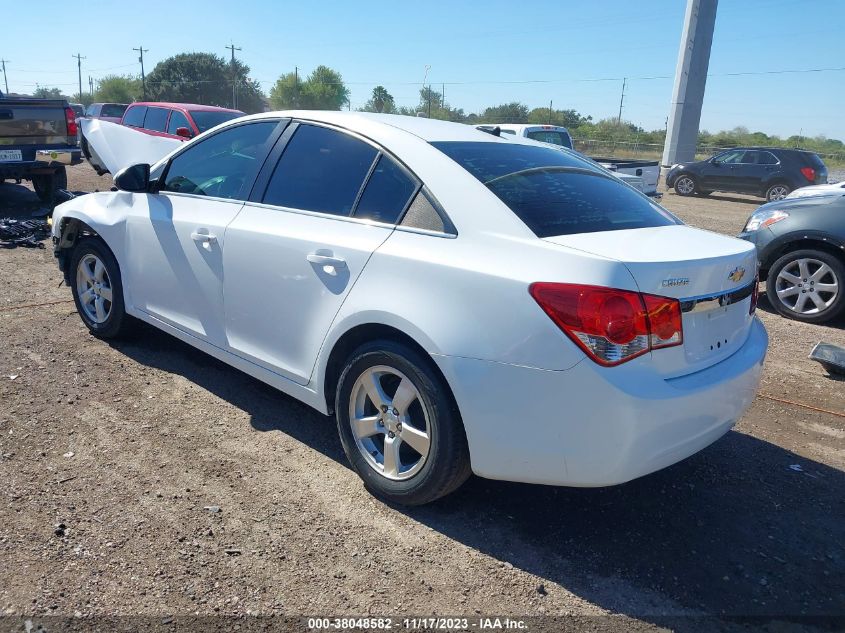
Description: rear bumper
xmin=0 ymin=150 xmax=81 ymax=178
xmin=434 ymin=317 xmax=767 ymax=487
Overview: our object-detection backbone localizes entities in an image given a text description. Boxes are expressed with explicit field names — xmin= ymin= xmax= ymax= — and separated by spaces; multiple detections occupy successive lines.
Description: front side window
xmin=353 ymin=155 xmax=418 ymax=223
xmin=262 ymin=124 xmax=377 ymax=216
xmin=167 ymin=110 xmax=191 ymax=135
xmin=143 ymin=107 xmax=169 ymax=133
xmin=162 ymin=121 xmax=277 ymax=201
xmin=122 ymin=106 xmax=146 ymax=127
xmin=714 ymin=149 xmax=746 ymax=164
xmin=432 ymin=141 xmax=678 ymax=238
xmin=526 ymin=130 xmax=573 ymax=149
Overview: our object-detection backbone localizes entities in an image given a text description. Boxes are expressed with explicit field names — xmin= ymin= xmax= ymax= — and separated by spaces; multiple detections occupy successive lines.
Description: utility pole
xmin=133 ymin=45 xmax=148 ymax=100
xmin=88 ymin=76 xmax=94 ymax=96
xmin=294 ymin=66 xmax=298 ymax=108
xmin=423 ymin=65 xmax=431 ymax=117
xmin=225 ymin=42 xmax=241 ymax=109
xmin=0 ymin=59 xmax=9 ymax=94
xmin=662 ymin=0 xmax=718 ymax=166
xmin=442 ymin=83 xmax=445 ymax=108
xmin=549 ymin=100 xmax=553 ymax=124
xmin=617 ymin=77 xmax=626 ymax=124
xmin=73 ymin=53 xmax=85 ymax=99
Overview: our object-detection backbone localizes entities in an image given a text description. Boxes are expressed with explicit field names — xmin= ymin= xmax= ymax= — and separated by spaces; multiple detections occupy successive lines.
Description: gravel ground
xmin=0 ymin=165 xmax=843 ymax=631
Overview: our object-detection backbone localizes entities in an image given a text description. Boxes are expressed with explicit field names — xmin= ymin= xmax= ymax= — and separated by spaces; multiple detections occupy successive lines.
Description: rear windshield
xmin=432 ymin=141 xmax=679 ymax=237
xmin=526 ymin=129 xmax=572 ymax=149
xmin=101 ymin=104 xmax=127 ymax=118
xmin=190 ymin=110 xmax=243 ymax=133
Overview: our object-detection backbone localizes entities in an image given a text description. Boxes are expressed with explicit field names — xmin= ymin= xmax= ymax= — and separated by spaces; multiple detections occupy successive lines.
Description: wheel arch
xmin=760 ymin=233 xmax=845 ymax=280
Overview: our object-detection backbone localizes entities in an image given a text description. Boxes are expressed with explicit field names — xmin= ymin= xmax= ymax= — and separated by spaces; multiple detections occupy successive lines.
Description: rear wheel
xmin=765 ymin=182 xmax=790 ymax=202
xmin=766 ymin=249 xmax=844 ymax=324
xmin=673 ymin=175 xmax=696 ymax=196
xmin=69 ymin=238 xmax=134 ymax=338
xmin=335 ymin=340 xmax=471 ymax=505
xmin=31 ymin=167 xmax=67 ymax=202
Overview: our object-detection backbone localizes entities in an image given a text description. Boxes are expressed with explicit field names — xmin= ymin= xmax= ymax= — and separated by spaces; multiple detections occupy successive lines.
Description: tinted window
xmin=432 ymin=141 xmax=678 ymax=238
xmin=162 ymin=121 xmax=277 ymax=201
xmin=143 ymin=107 xmax=169 ymax=132
xmin=190 ymin=110 xmax=243 ymax=133
xmin=742 ymin=151 xmax=760 ymax=164
xmin=500 ymin=129 xmax=516 ymax=135
xmin=401 ymin=190 xmax=454 ymax=234
xmin=123 ymin=106 xmax=146 ymax=127
xmin=758 ymin=151 xmax=778 ymax=165
xmin=167 ymin=110 xmax=191 ymax=135
xmin=100 ymin=104 xmax=127 ymax=118
xmin=714 ymin=149 xmax=745 ymax=164
xmin=805 ymin=153 xmax=826 ymax=170
xmin=263 ymin=124 xmax=377 ymax=216
xmin=526 ymin=130 xmax=572 ymax=149
xmin=353 ymin=155 xmax=417 ymax=223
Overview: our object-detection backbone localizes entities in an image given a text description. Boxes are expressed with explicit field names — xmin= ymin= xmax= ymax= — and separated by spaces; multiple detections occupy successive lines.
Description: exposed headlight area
xmin=744 ymin=209 xmax=789 ymax=232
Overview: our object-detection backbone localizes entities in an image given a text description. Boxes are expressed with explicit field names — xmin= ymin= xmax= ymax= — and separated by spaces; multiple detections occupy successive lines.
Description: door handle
xmin=307 ymin=251 xmax=347 ymax=268
xmin=191 ymin=231 xmax=217 ymax=244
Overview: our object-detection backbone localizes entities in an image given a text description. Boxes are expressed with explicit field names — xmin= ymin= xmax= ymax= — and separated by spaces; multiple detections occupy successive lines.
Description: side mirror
xmin=114 ymin=163 xmax=150 ymax=192
xmin=175 ymin=126 xmax=193 ymax=139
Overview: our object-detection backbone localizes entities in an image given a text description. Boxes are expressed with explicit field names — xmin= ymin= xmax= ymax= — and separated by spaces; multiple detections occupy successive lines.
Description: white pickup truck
xmin=476 ymin=123 xmax=660 ymax=196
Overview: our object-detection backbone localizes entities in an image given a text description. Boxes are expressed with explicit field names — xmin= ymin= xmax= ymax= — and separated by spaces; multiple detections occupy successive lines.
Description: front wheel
xmin=673 ymin=175 xmax=697 ymax=196
xmin=765 ymin=183 xmax=791 ymax=202
xmin=69 ymin=238 xmax=134 ymax=338
xmin=766 ymin=249 xmax=844 ymax=324
xmin=335 ymin=340 xmax=471 ymax=505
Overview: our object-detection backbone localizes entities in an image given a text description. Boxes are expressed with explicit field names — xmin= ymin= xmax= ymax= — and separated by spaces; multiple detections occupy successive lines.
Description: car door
xmin=124 ymin=119 xmax=283 ymax=345
xmin=700 ymin=149 xmax=746 ymax=191
xmin=732 ymin=150 xmax=768 ymax=193
xmin=223 ymin=121 xmax=419 ymax=385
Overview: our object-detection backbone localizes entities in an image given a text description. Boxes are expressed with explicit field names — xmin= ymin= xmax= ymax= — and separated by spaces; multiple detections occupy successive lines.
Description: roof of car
xmin=129 ymin=102 xmax=242 ymax=113
xmin=238 ymin=110 xmax=503 ymax=143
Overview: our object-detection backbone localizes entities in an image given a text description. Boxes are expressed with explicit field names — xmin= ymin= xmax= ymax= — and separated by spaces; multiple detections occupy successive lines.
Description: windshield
xmin=432 ymin=141 xmax=679 ymax=237
xmin=100 ymin=104 xmax=127 ymax=118
xmin=526 ymin=130 xmax=572 ymax=149
xmin=190 ymin=110 xmax=244 ymax=133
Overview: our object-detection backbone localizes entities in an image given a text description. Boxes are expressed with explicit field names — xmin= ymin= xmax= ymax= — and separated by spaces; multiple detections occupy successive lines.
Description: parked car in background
xmin=785 ymin=180 xmax=845 ymax=199
xmin=120 ymin=102 xmax=244 ymax=141
xmin=0 ymin=94 xmax=81 ymax=201
xmin=739 ymin=194 xmax=844 ymax=323
xmin=69 ymin=103 xmax=85 ymax=120
xmin=52 ymin=112 xmax=766 ymax=505
xmin=667 ymin=147 xmax=828 ymax=202
xmin=85 ymin=103 xmax=128 ymax=123
xmin=481 ymin=123 xmax=575 ymax=149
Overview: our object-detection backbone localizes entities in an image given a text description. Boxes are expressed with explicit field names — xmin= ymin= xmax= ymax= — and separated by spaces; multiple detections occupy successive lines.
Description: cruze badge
xmin=728 ymin=266 xmax=746 ymax=283
xmin=661 ymin=277 xmax=690 ymax=288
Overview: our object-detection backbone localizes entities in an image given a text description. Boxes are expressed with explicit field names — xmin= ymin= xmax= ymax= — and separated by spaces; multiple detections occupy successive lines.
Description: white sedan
xmin=786 ymin=180 xmax=845 ymax=199
xmin=51 ymin=112 xmax=768 ymax=505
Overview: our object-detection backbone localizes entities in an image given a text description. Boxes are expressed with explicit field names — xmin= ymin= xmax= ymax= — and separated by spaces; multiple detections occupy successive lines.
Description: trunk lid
xmin=544 ymin=225 xmax=759 ymax=376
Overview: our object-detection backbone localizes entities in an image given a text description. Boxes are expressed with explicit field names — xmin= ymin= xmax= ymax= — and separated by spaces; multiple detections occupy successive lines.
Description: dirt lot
xmin=1 ymin=165 xmax=843 ymax=630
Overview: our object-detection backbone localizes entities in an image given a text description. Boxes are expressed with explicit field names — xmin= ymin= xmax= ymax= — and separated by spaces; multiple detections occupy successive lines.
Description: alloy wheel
xmin=775 ymin=257 xmax=839 ymax=315
xmin=675 ymin=176 xmax=695 ymax=195
xmin=75 ymin=253 xmax=113 ymax=324
xmin=348 ymin=365 xmax=431 ymax=481
xmin=768 ymin=185 xmax=789 ymax=201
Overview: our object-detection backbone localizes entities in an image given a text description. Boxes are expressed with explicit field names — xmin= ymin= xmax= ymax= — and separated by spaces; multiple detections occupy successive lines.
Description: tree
xmin=72 ymin=92 xmax=94 ymax=107
xmin=93 ymin=75 xmax=141 ymax=104
xmin=360 ymin=86 xmax=395 ymax=113
xmin=32 ymin=86 xmax=66 ymax=100
xmin=481 ymin=102 xmax=529 ymax=123
xmin=527 ymin=107 xmax=591 ymax=128
xmin=398 ymin=87 xmax=466 ymax=122
xmin=269 ymin=65 xmax=350 ymax=111
xmin=145 ymin=53 xmax=265 ymax=113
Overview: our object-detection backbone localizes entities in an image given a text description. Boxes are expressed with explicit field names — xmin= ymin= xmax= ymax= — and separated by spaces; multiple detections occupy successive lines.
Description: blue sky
xmin=3 ymin=0 xmax=842 ymax=139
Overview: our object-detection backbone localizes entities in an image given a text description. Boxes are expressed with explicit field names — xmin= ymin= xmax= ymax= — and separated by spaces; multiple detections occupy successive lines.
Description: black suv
xmin=666 ymin=147 xmax=828 ymax=202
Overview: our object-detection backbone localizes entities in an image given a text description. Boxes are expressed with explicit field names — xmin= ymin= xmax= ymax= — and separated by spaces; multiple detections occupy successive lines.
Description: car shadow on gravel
xmin=112 ymin=322 xmax=844 ymax=627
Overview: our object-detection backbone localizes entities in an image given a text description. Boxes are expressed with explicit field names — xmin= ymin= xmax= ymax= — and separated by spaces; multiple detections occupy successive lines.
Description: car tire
xmin=765 ymin=182 xmax=791 ymax=202
xmin=31 ymin=167 xmax=68 ymax=202
xmin=673 ymin=175 xmax=697 ymax=196
xmin=335 ymin=340 xmax=471 ymax=506
xmin=69 ymin=237 xmax=135 ymax=338
xmin=766 ymin=249 xmax=844 ymax=324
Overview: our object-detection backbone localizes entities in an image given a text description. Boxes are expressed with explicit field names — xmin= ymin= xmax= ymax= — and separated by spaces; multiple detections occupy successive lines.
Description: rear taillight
xmin=800 ymin=166 xmax=816 ymax=182
xmin=529 ymin=283 xmax=683 ymax=366
xmin=65 ymin=107 xmax=78 ymax=138
xmin=750 ymin=274 xmax=759 ymax=315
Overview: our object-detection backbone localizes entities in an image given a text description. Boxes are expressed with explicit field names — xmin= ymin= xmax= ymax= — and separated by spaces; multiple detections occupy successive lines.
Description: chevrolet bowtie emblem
xmin=728 ymin=266 xmax=746 ymax=283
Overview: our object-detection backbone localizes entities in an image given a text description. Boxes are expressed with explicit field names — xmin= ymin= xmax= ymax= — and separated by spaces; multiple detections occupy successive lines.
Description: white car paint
xmin=786 ymin=181 xmax=845 ymax=199
xmin=53 ymin=111 xmax=767 ymax=488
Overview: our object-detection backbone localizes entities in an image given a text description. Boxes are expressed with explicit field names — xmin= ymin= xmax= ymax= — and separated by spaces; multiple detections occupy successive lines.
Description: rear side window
xmin=144 ymin=107 xmax=169 ymax=132
xmin=353 ymin=155 xmax=418 ymax=223
xmin=262 ymin=124 xmax=377 ymax=216
xmin=526 ymin=130 xmax=572 ymax=149
xmin=432 ymin=141 xmax=678 ymax=238
xmin=167 ymin=110 xmax=191 ymax=135
xmin=758 ymin=151 xmax=778 ymax=165
xmin=123 ymin=106 xmax=146 ymax=127
xmin=100 ymin=104 xmax=126 ymax=118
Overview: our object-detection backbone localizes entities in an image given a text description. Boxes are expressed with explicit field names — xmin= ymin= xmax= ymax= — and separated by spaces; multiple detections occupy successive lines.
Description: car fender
xmin=759 ymin=228 xmax=845 ymax=270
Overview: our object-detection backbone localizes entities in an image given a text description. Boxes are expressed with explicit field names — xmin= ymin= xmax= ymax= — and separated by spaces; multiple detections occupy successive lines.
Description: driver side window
xmin=162 ymin=121 xmax=278 ymax=201
xmin=715 ymin=150 xmax=746 ymax=165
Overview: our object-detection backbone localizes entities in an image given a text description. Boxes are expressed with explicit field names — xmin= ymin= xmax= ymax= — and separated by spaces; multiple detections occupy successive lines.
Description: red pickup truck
xmin=120 ymin=102 xmax=244 ymax=141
